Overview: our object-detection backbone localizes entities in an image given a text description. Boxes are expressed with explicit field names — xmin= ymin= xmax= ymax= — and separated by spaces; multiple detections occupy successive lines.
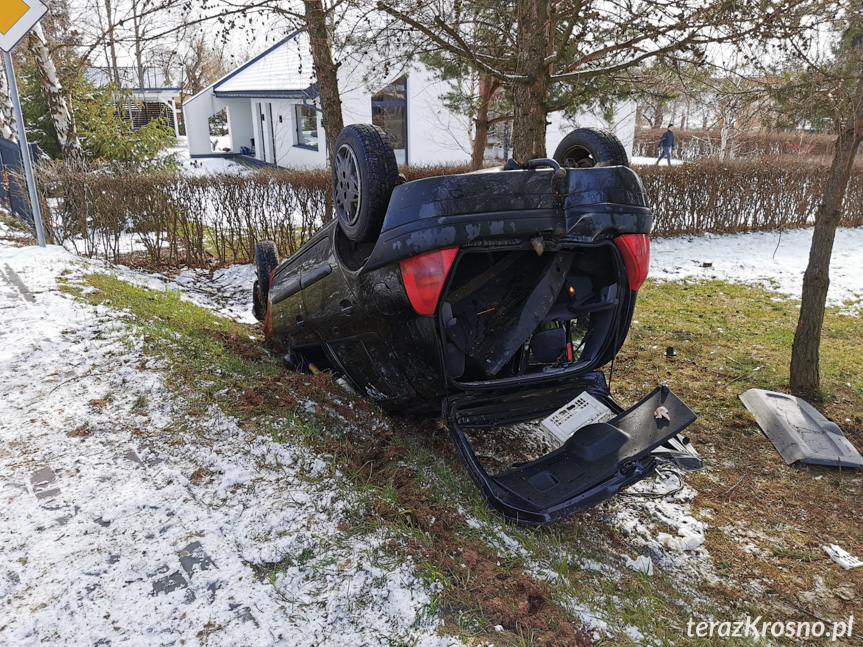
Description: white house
xmin=183 ymin=31 xmax=636 ymax=168
xmin=87 ymin=67 xmax=182 ymax=138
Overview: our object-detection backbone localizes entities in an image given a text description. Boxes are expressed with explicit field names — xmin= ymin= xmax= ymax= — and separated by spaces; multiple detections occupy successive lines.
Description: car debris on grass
xmin=740 ymin=388 xmax=863 ymax=468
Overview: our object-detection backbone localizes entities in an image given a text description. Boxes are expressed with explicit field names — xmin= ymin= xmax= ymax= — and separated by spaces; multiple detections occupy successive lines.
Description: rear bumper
xmin=362 ymin=206 xmax=652 ymax=274
xmin=361 ymin=166 xmax=652 ymax=273
xmin=447 ymin=385 xmax=696 ymax=525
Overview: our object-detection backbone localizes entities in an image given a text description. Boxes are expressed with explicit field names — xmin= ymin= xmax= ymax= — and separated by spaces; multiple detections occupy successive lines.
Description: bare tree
xmin=180 ymin=33 xmax=229 ymax=96
xmin=790 ymin=22 xmax=863 ymax=396
xmin=130 ymin=0 xmax=149 ymax=87
xmin=70 ymin=0 xmax=190 ymax=86
xmin=103 ymin=0 xmax=122 ymax=83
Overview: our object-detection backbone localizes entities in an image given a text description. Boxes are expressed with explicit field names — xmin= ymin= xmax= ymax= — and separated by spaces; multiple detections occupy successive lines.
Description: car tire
xmin=553 ymin=128 xmax=629 ymax=168
xmin=332 ymin=124 xmax=400 ymax=243
xmin=253 ymin=240 xmax=279 ymax=321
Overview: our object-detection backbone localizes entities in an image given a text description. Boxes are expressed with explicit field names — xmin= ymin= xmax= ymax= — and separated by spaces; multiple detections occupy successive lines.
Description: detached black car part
xmin=253 ymin=124 xmax=696 ymax=525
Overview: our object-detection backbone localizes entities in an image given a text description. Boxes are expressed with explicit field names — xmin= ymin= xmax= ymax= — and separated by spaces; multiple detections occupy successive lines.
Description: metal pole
xmin=3 ymin=49 xmax=46 ymax=248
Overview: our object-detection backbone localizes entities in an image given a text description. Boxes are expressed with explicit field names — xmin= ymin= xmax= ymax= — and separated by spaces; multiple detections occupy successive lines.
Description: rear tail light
xmin=614 ymin=234 xmax=650 ymax=291
xmin=400 ymin=248 xmax=458 ymax=315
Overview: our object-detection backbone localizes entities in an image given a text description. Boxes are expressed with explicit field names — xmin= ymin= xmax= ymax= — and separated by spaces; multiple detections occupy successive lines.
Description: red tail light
xmin=614 ymin=234 xmax=650 ymax=291
xmin=400 ymin=248 xmax=458 ymax=315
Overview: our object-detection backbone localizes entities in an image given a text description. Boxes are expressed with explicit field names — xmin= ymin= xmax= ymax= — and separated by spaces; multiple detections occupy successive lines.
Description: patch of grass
xmin=770 ymin=545 xmax=819 ymax=563
xmin=613 ymin=278 xmax=863 ymax=641
xmin=1 ymin=213 xmax=28 ymax=232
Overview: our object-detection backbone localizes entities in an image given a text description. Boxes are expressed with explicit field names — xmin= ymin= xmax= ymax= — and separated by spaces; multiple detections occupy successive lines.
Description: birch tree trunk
xmin=304 ymin=0 xmax=344 ymax=164
xmin=790 ymin=64 xmax=863 ymax=396
xmin=28 ymin=24 xmax=85 ymax=163
xmin=0 ymin=56 xmax=18 ymax=142
xmin=511 ymin=0 xmax=551 ymax=162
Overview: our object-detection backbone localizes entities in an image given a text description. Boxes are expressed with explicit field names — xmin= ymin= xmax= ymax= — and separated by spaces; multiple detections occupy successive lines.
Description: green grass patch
xmin=1 ymin=213 xmax=28 ymax=232
xmin=611 ymin=278 xmax=863 ymax=643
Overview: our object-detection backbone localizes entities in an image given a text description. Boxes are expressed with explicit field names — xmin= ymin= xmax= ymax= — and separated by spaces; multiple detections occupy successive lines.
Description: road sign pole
xmin=3 ymin=48 xmax=46 ymax=247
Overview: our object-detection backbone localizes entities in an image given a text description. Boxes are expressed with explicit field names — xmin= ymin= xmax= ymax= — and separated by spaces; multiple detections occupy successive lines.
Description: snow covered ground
xmin=0 ymin=242 xmax=457 ymax=647
xmin=631 ymin=155 xmax=684 ymax=166
xmin=170 ymin=136 xmax=252 ymax=177
xmin=182 ymin=156 xmax=251 ymax=177
xmin=121 ymin=263 xmax=259 ymax=324
xmin=651 ymin=226 xmax=863 ymax=313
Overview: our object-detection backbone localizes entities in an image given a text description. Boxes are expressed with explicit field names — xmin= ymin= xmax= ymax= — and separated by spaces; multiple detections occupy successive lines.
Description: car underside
xmin=253 ymin=125 xmax=697 ymax=524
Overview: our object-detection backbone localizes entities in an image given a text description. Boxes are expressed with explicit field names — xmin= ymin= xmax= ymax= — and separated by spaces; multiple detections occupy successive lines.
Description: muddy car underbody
xmin=258 ymin=128 xmax=696 ymax=525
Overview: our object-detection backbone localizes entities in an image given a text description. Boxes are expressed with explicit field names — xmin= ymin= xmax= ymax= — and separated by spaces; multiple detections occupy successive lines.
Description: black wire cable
xmin=619 ymin=463 xmax=686 ymax=499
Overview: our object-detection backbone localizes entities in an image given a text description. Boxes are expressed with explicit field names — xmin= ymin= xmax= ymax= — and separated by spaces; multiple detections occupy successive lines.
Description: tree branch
xmin=376 ymin=2 xmax=524 ymax=81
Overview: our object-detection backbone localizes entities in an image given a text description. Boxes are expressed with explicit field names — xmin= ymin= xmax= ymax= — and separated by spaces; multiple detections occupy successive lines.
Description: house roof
xmin=213 ymin=31 xmax=317 ymax=99
xmin=86 ymin=66 xmax=180 ymax=92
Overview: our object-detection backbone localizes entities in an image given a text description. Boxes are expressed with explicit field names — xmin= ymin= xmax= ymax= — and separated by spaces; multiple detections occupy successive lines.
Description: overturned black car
xmin=253 ymin=124 xmax=697 ymax=525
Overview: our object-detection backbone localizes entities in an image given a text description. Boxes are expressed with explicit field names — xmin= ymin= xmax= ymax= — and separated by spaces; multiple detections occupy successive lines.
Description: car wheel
xmin=332 ymin=124 xmax=399 ymax=243
xmin=253 ymin=240 xmax=278 ymax=321
xmin=553 ymin=128 xmax=629 ymax=168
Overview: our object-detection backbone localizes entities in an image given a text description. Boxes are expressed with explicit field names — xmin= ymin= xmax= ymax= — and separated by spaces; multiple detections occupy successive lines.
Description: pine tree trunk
xmin=28 ymin=24 xmax=84 ymax=163
xmin=305 ymin=0 xmax=344 ymax=165
xmin=470 ymin=75 xmax=499 ymax=170
xmin=789 ymin=66 xmax=863 ymax=397
xmin=511 ymin=0 xmax=551 ymax=163
xmin=0 ymin=56 xmax=18 ymax=142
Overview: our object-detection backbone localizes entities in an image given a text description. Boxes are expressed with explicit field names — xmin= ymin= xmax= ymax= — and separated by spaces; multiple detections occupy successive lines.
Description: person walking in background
xmin=655 ymin=124 xmax=675 ymax=165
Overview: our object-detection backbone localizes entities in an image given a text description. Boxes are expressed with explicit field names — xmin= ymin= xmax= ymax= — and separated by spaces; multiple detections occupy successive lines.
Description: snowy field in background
xmin=182 ymin=156 xmax=251 ymax=176
xmin=90 ymin=225 xmax=863 ymax=327
xmin=651 ymin=227 xmax=863 ymax=313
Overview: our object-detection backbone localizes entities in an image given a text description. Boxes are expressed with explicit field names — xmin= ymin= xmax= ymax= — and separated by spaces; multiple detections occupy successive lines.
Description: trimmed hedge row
xmin=31 ymin=158 xmax=862 ymax=266
xmin=36 ymin=164 xmax=329 ymax=264
xmin=34 ymin=162 xmax=481 ymax=265
xmin=633 ymin=128 xmax=843 ymax=160
xmin=640 ymin=160 xmax=863 ymax=236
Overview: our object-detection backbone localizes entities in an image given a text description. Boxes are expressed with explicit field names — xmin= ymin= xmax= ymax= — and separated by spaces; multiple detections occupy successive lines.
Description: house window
xmin=208 ymin=107 xmax=231 ymax=152
xmin=296 ymin=104 xmax=318 ymax=150
xmin=372 ymin=75 xmax=407 ymax=162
